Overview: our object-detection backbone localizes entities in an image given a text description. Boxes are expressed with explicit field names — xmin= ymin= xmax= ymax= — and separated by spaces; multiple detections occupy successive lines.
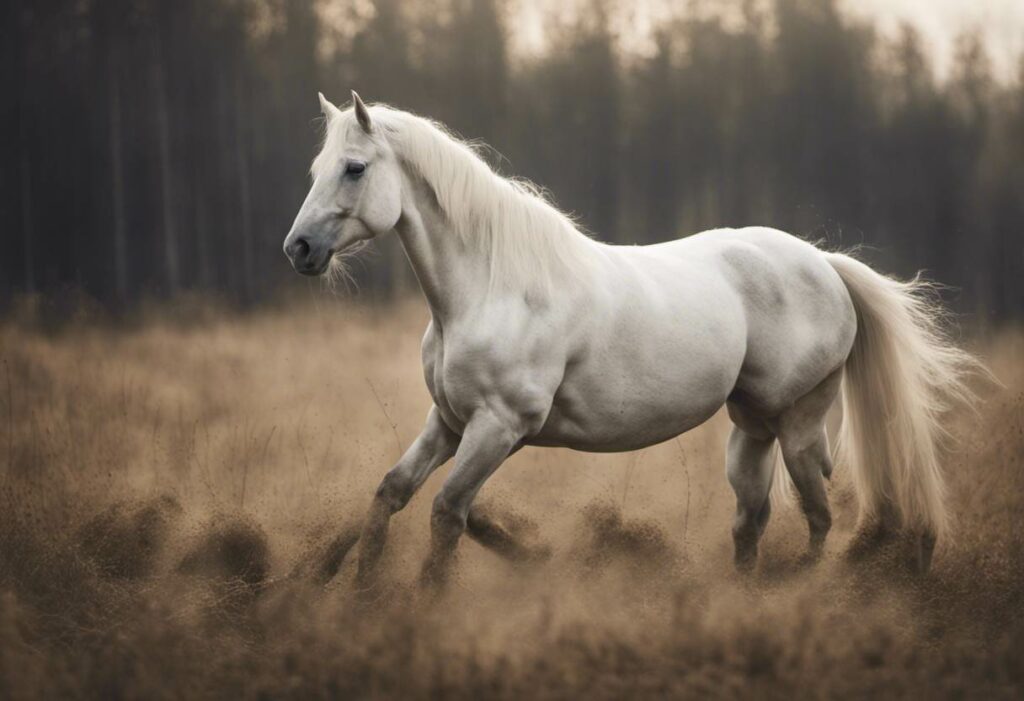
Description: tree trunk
xmin=19 ymin=133 xmax=34 ymax=295
xmin=154 ymin=33 xmax=179 ymax=294
xmin=108 ymin=48 xmax=128 ymax=303
xmin=234 ymin=73 xmax=254 ymax=302
xmin=195 ymin=186 xmax=213 ymax=290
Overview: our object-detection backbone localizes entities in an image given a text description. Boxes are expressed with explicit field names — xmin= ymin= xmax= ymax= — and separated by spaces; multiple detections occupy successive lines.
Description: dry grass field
xmin=1 ymin=299 xmax=1022 ymax=699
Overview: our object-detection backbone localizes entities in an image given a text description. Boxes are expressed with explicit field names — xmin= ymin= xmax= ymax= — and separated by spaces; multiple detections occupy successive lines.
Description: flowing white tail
xmin=826 ymin=253 xmax=978 ymax=545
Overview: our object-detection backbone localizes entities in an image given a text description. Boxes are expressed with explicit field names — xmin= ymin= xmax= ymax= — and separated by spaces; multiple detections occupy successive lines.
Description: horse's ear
xmin=318 ymin=92 xmax=341 ymax=121
xmin=351 ymin=90 xmax=373 ymax=133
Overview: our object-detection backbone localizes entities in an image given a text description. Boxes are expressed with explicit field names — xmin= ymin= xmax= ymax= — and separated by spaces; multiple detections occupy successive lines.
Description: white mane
xmin=314 ymin=104 xmax=597 ymax=294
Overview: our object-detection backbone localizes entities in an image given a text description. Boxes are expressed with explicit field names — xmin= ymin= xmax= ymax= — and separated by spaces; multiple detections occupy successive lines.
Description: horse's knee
xmin=375 ymin=470 xmax=417 ymax=513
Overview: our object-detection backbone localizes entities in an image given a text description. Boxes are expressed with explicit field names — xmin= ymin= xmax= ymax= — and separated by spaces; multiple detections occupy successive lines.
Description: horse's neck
xmin=394 ymin=174 xmax=488 ymax=321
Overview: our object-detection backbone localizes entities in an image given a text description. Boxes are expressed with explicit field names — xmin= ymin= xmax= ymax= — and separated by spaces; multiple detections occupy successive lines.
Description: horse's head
xmin=283 ymin=91 xmax=403 ymax=276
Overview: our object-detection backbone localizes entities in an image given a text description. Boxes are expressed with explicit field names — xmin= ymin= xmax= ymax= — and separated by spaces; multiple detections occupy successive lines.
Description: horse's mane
xmin=314 ymin=103 xmax=596 ymax=294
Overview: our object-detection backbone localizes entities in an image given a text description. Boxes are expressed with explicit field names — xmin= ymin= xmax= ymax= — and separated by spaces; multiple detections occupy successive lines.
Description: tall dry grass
xmin=1 ymin=301 xmax=1022 ymax=699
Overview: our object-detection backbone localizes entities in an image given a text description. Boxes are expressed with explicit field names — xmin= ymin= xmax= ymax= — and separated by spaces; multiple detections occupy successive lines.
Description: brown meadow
xmin=1 ymin=300 xmax=1022 ymax=699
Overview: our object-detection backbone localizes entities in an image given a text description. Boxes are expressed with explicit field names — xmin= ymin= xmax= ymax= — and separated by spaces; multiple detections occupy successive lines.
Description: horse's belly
xmin=531 ymin=395 xmax=725 ymax=451
xmin=526 ymin=268 xmax=746 ymax=451
xmin=531 ymin=340 xmax=743 ymax=452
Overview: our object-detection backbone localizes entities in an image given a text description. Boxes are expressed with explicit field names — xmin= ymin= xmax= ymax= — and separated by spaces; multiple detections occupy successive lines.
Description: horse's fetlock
xmin=809 ymin=508 xmax=832 ymax=538
xmin=431 ymin=494 xmax=467 ymax=537
xmin=732 ymin=515 xmax=760 ymax=546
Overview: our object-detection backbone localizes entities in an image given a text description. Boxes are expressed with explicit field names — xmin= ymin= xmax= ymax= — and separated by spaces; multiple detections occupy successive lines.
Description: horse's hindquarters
xmin=718 ymin=228 xmax=858 ymax=416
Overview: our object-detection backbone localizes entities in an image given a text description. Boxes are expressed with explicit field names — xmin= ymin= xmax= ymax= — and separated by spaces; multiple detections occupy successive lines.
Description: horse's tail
xmin=825 ymin=252 xmax=978 ymax=545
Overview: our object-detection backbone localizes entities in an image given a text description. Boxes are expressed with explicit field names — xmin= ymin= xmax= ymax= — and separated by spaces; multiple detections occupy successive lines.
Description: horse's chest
xmin=421 ymin=319 xmax=562 ymax=437
xmin=421 ymin=323 xmax=467 ymax=434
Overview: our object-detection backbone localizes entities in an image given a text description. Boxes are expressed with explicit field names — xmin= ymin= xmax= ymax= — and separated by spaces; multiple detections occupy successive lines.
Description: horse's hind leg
xmin=724 ymin=416 xmax=776 ymax=573
xmin=779 ymin=429 xmax=832 ymax=563
xmin=776 ymin=369 xmax=843 ymax=564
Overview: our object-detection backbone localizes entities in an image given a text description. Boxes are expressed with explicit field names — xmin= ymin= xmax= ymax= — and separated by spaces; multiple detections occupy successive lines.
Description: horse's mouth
xmin=294 ymin=250 xmax=334 ymax=277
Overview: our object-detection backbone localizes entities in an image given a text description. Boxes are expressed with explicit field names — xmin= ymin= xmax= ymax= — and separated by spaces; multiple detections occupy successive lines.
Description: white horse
xmin=283 ymin=92 xmax=976 ymax=587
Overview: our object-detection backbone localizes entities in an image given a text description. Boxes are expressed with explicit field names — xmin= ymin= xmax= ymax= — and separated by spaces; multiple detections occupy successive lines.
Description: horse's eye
xmin=345 ymin=161 xmax=366 ymax=177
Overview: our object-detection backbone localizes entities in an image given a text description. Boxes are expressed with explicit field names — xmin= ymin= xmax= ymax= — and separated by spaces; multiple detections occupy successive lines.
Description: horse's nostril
xmin=286 ymin=236 xmax=311 ymax=261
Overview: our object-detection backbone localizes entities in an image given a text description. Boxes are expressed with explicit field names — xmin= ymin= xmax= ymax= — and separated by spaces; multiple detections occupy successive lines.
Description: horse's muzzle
xmin=284 ymin=234 xmax=332 ymax=276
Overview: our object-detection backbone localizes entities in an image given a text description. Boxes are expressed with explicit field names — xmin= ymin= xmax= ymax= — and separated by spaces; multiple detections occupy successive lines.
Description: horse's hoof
xmin=351 ymin=578 xmax=403 ymax=611
xmin=416 ymin=574 xmax=449 ymax=605
xmin=417 ymin=552 xmax=456 ymax=597
xmin=734 ymin=553 xmax=757 ymax=575
xmin=844 ymin=526 xmax=893 ymax=562
xmin=526 ymin=543 xmax=554 ymax=564
xmin=913 ymin=531 xmax=936 ymax=574
xmin=353 ymin=565 xmax=379 ymax=593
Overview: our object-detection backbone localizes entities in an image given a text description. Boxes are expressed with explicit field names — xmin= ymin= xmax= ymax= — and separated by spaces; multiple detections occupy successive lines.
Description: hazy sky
xmin=844 ymin=0 xmax=1024 ymax=81
xmin=514 ymin=0 xmax=1024 ymax=83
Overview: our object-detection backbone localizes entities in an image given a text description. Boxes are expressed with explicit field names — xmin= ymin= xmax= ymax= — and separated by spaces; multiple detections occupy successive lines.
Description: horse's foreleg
xmin=466 ymin=506 xmax=550 ymax=563
xmin=463 ymin=444 xmax=549 ymax=563
xmin=726 ymin=425 xmax=776 ymax=572
xmin=355 ymin=407 xmax=459 ymax=588
xmin=420 ymin=410 xmax=521 ymax=591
